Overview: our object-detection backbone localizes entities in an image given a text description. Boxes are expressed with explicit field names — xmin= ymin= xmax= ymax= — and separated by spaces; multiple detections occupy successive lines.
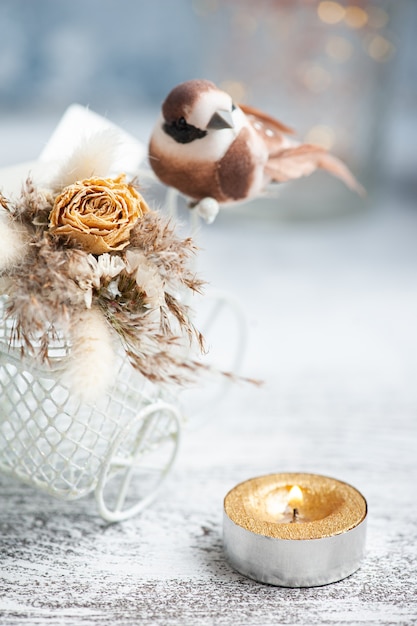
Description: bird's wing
xmin=265 ymin=144 xmax=365 ymax=195
xmin=239 ymin=104 xmax=296 ymax=135
xmin=217 ymin=127 xmax=255 ymax=202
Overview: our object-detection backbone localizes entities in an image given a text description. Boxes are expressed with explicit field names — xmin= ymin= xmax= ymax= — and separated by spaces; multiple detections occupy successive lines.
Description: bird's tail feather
xmin=265 ymin=144 xmax=365 ymax=196
xmin=317 ymin=151 xmax=365 ymax=196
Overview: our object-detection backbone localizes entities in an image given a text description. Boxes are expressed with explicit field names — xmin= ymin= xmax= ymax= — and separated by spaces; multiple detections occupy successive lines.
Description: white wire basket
xmin=0 ymin=111 xmax=249 ymax=522
xmin=0 ymin=298 xmax=182 ymax=522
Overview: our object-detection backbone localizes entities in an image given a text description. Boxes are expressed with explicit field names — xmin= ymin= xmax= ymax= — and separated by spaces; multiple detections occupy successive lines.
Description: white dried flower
xmin=125 ymin=249 xmax=165 ymax=309
xmin=65 ymin=253 xmax=100 ymax=309
xmin=95 ymin=253 xmax=126 ymax=282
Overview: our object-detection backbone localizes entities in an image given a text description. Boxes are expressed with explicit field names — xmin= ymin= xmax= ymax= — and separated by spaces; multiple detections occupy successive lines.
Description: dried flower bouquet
xmin=0 ymin=133 xmax=206 ymax=400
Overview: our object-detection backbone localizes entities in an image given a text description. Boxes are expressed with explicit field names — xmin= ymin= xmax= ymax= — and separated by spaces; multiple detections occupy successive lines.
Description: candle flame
xmin=288 ymin=485 xmax=303 ymax=509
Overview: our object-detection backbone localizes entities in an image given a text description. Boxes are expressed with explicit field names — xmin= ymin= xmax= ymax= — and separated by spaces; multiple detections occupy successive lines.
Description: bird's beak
xmin=207 ymin=109 xmax=235 ymax=130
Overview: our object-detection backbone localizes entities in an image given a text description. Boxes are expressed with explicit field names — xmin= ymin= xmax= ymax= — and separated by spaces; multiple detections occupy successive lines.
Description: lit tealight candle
xmin=223 ymin=473 xmax=367 ymax=588
xmin=287 ymin=485 xmax=304 ymax=522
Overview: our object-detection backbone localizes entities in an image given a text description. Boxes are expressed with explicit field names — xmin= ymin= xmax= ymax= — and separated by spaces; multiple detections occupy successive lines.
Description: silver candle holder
xmin=223 ymin=472 xmax=367 ymax=588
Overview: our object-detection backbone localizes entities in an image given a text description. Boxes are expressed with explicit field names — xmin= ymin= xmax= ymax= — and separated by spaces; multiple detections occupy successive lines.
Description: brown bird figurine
xmin=149 ymin=79 xmax=363 ymax=222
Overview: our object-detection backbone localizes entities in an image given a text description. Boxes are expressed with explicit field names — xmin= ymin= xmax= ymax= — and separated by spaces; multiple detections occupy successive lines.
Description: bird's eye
xmin=231 ymin=103 xmax=237 ymax=111
xmin=163 ymin=116 xmax=207 ymax=143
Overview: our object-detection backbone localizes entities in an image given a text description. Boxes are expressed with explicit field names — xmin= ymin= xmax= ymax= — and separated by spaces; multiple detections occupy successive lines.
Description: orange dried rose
xmin=49 ymin=174 xmax=149 ymax=254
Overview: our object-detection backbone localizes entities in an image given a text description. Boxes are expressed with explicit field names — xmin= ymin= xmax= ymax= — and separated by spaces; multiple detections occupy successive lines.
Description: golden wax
xmin=224 ymin=472 xmax=367 ymax=540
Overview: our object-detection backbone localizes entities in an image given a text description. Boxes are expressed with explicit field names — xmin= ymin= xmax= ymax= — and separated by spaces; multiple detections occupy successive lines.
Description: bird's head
xmin=160 ymin=79 xmax=241 ymax=145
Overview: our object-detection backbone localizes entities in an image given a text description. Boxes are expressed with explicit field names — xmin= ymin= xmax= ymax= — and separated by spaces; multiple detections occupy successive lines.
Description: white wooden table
xmin=0 ymin=126 xmax=416 ymax=623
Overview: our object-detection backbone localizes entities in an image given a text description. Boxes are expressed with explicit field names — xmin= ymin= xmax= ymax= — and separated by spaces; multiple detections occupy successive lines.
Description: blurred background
xmin=0 ymin=0 xmax=416 ymax=398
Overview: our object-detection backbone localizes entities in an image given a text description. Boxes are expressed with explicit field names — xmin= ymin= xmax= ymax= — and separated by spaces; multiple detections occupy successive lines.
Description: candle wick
xmin=291 ymin=508 xmax=299 ymax=523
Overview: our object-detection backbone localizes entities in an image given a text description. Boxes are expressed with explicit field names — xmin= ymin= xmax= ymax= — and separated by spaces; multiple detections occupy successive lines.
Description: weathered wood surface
xmin=0 ymin=170 xmax=416 ymax=625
